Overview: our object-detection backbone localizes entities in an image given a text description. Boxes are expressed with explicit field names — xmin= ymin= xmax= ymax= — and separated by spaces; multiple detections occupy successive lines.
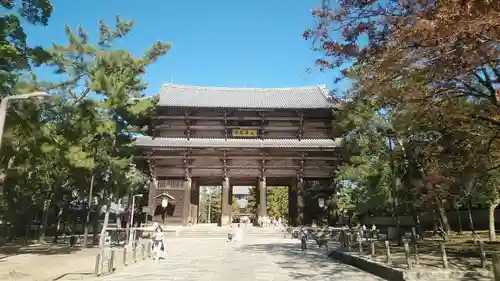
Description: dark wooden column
xmin=258 ymin=177 xmax=267 ymax=221
xmin=228 ymin=184 xmax=233 ymax=223
xmin=190 ymin=179 xmax=199 ymax=224
xmin=254 ymin=185 xmax=260 ymax=226
xmin=221 ymin=177 xmax=230 ymax=226
xmin=182 ymin=177 xmax=192 ymax=226
xmin=289 ymin=177 xmax=304 ymax=226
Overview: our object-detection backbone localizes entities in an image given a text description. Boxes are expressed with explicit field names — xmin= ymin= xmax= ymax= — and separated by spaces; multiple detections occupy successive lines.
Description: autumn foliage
xmin=308 ymin=0 xmax=500 ymax=240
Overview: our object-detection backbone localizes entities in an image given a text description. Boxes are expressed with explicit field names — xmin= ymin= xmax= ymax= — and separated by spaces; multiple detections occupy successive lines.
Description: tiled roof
xmin=157 ymin=84 xmax=337 ymax=109
xmin=135 ymin=136 xmax=342 ymax=149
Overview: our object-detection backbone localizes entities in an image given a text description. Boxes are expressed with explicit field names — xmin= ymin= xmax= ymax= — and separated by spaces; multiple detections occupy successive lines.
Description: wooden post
xmin=123 ymin=247 xmax=127 ymax=266
xmin=141 ymin=243 xmax=145 ymax=259
xmin=346 ymin=233 xmax=351 ymax=251
xmin=479 ymin=240 xmax=486 ymax=269
xmin=411 ymin=227 xmax=419 ymax=264
xmin=358 ymin=233 xmax=363 ymax=253
xmin=440 ymin=242 xmax=448 ymax=269
xmin=370 ymin=240 xmax=375 ymax=258
xmin=385 ymin=240 xmax=391 ymax=265
xmin=414 ymin=242 xmax=420 ymax=265
xmin=108 ymin=250 xmax=115 ymax=272
xmin=133 ymin=245 xmax=137 ymax=263
xmin=340 ymin=230 xmax=345 ymax=249
xmin=492 ymin=253 xmax=500 ymax=281
xmin=404 ymin=242 xmax=412 ymax=269
xmin=94 ymin=254 xmax=101 ymax=276
xmin=100 ymin=250 xmax=104 ymax=274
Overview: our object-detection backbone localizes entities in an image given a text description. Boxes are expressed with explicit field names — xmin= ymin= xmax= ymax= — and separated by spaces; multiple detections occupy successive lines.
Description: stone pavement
xmin=102 ymin=237 xmax=384 ymax=281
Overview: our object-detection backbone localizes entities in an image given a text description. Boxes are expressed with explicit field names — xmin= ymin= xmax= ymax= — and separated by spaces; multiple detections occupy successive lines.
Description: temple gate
xmin=135 ymin=84 xmax=343 ymax=226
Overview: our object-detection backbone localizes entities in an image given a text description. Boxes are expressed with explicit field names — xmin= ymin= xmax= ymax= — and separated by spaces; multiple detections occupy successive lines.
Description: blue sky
xmin=24 ymin=0 xmax=348 ymax=97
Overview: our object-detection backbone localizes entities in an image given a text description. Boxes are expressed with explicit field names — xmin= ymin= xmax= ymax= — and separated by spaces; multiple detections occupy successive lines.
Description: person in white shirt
xmin=151 ymin=223 xmax=166 ymax=260
xmin=233 ymin=223 xmax=244 ymax=242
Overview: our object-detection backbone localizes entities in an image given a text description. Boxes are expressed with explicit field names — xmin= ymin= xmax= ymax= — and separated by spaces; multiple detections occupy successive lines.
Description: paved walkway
xmin=102 ymin=237 xmax=384 ymax=281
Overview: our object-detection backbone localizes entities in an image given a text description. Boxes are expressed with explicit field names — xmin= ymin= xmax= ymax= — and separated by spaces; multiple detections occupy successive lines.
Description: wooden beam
xmin=141 ymin=147 xmax=339 ymax=152
xmin=155 ymin=165 xmax=336 ymax=170
xmin=151 ymin=116 xmax=332 ymax=121
xmin=136 ymin=155 xmax=338 ymax=160
xmin=154 ymin=125 xmax=329 ymax=131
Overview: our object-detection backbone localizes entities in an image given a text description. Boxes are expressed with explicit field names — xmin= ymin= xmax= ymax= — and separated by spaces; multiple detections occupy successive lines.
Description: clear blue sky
xmin=25 ymin=0 xmax=348 ymax=96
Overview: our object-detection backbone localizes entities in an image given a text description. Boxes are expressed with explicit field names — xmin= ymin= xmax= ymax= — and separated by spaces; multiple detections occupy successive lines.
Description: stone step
xmin=161 ymin=228 xmax=286 ymax=238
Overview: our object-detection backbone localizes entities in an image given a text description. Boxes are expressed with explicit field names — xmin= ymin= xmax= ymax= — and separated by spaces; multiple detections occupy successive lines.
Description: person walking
xmin=234 ymin=223 xmax=243 ymax=242
xmin=300 ymin=227 xmax=308 ymax=251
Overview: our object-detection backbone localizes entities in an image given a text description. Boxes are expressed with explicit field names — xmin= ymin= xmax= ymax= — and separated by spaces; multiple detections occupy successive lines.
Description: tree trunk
xmin=455 ymin=203 xmax=463 ymax=234
xmin=411 ymin=202 xmax=422 ymax=237
xmin=467 ymin=198 xmax=476 ymax=234
xmin=92 ymin=201 xmax=102 ymax=245
xmin=99 ymin=201 xmax=111 ymax=248
xmin=38 ymin=199 xmax=52 ymax=243
xmin=435 ymin=198 xmax=451 ymax=240
xmin=489 ymin=199 xmax=500 ymax=241
xmin=53 ymin=206 xmax=64 ymax=243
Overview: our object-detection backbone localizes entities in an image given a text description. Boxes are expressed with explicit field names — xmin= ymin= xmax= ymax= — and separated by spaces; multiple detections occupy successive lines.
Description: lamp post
xmin=129 ymin=194 xmax=143 ymax=246
xmin=0 ymin=92 xmax=51 ymax=150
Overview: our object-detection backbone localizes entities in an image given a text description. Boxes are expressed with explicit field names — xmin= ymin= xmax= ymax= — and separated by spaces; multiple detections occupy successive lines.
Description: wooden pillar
xmin=221 ymin=177 xmax=231 ymax=226
xmin=254 ymin=185 xmax=260 ymax=225
xmin=228 ymin=184 xmax=233 ymax=224
xmin=258 ymin=177 xmax=267 ymax=221
xmin=182 ymin=177 xmax=192 ymax=226
xmin=190 ymin=179 xmax=199 ymax=224
xmin=289 ymin=177 xmax=304 ymax=226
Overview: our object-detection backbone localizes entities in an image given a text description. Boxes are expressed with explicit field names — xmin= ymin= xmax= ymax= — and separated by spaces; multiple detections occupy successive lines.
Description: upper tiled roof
xmin=157 ymin=84 xmax=337 ymax=109
xmin=135 ymin=136 xmax=342 ymax=149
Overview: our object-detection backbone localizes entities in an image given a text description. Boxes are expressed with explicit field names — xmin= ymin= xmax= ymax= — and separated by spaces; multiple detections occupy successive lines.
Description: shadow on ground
xmin=52 ymin=272 xmax=94 ymax=281
xmin=0 ymin=243 xmax=84 ymax=256
xmin=237 ymin=241 xmax=373 ymax=280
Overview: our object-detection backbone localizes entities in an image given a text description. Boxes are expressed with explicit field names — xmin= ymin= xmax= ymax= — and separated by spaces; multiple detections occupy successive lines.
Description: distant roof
xmin=135 ymin=137 xmax=342 ymax=149
xmin=233 ymin=186 xmax=250 ymax=195
xmin=157 ymin=84 xmax=337 ymax=109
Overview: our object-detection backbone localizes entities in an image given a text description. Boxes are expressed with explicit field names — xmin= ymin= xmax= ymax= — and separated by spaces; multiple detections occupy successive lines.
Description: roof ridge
xmin=316 ymin=84 xmax=333 ymax=102
xmin=161 ymin=83 xmax=323 ymax=91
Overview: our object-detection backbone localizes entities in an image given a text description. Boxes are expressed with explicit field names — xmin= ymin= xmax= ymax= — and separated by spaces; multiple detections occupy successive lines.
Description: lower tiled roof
xmin=135 ymin=136 xmax=342 ymax=149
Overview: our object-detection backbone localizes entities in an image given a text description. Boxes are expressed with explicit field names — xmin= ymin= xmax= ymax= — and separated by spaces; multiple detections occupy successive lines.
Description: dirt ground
xmin=0 ymin=237 xmax=152 ymax=281
xmin=0 ymin=241 xmax=104 ymax=281
xmin=352 ymin=231 xmax=500 ymax=272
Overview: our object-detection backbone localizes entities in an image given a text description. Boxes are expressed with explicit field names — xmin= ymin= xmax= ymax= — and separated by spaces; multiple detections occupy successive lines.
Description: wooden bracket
xmin=258 ymin=111 xmax=266 ymax=140
xmin=224 ymin=110 xmax=228 ymax=140
xmin=222 ymin=150 xmax=228 ymax=178
xmin=260 ymin=152 xmax=266 ymax=179
xmin=184 ymin=110 xmax=191 ymax=140
xmin=297 ymin=111 xmax=304 ymax=140
xmin=183 ymin=150 xmax=190 ymax=180
xmin=297 ymin=152 xmax=305 ymax=181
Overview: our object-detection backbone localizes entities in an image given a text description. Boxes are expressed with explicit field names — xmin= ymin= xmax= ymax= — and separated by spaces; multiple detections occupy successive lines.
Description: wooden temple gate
xmin=135 ymin=84 xmax=343 ymax=226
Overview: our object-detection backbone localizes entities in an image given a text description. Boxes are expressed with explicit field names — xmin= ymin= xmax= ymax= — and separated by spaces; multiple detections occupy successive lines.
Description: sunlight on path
xmin=102 ymin=237 xmax=384 ymax=281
